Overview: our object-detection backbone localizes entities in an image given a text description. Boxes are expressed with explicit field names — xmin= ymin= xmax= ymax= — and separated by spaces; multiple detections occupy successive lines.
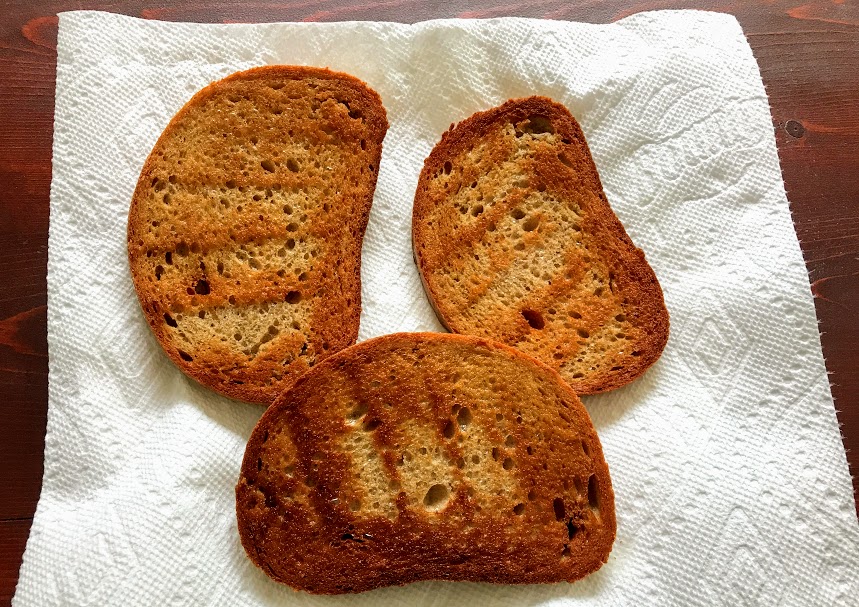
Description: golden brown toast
xmin=412 ymin=97 xmax=668 ymax=394
xmin=127 ymin=66 xmax=387 ymax=404
xmin=236 ymin=332 xmax=615 ymax=594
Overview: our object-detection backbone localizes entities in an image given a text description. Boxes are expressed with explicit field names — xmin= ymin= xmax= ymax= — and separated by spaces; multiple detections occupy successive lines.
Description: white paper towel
xmin=15 ymin=9 xmax=859 ymax=606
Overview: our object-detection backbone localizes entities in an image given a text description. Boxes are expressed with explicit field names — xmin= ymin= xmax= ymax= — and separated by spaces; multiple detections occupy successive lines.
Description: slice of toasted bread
xmin=127 ymin=66 xmax=387 ymax=404
xmin=236 ymin=332 xmax=616 ymax=594
xmin=412 ymin=97 xmax=668 ymax=394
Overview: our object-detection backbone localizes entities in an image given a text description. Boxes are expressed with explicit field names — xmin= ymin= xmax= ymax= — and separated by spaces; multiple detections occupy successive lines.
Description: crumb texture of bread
xmin=236 ymin=332 xmax=616 ymax=594
xmin=412 ymin=97 xmax=669 ymax=394
xmin=127 ymin=66 xmax=388 ymax=404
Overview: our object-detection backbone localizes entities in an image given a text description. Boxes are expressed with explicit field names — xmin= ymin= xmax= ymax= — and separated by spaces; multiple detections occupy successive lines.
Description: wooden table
xmin=1 ymin=0 xmax=856 ymax=603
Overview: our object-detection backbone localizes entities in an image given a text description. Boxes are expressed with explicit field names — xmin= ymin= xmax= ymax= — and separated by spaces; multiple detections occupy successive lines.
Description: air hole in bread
xmin=523 ymin=115 xmax=554 ymax=135
xmin=522 ymin=309 xmax=545 ymax=330
xmin=505 ymin=435 xmax=516 ymax=447
xmin=491 ymin=447 xmax=501 ymax=461
xmin=423 ymin=484 xmax=450 ymax=510
xmin=260 ymin=159 xmax=276 ymax=173
xmin=496 ymin=413 xmax=504 ymax=421
xmin=154 ymin=265 xmax=164 ymax=280
xmin=522 ymin=216 xmax=540 ymax=232
xmin=228 ymin=295 xmax=236 ymax=305
xmin=553 ymin=497 xmax=566 ymax=521
xmin=286 ymin=291 xmax=302 ymax=304
xmin=178 ymin=350 xmax=193 ymax=362
xmin=511 ymin=208 xmax=526 ymax=220
xmin=513 ymin=503 xmax=525 ymax=515
xmin=163 ymin=313 xmax=177 ymax=327
xmin=631 ymin=350 xmax=642 ymax=357
xmin=442 ymin=419 xmax=456 ymax=439
xmin=349 ymin=108 xmax=363 ymax=120
xmin=457 ymin=406 xmax=472 ymax=428
xmin=502 ymin=457 xmax=515 ymax=470
xmin=577 ymin=328 xmax=590 ymax=339
xmin=443 ymin=161 xmax=452 ymax=175
xmin=194 ymin=279 xmax=210 ymax=295
xmin=558 ymin=152 xmax=572 ymax=168
xmin=362 ymin=418 xmax=381 ymax=432
xmin=286 ymin=158 xmax=300 ymax=172
xmin=587 ymin=475 xmax=600 ymax=514
xmin=471 ymin=205 xmax=483 ymax=217
xmin=567 ymin=520 xmax=579 ymax=539
xmin=286 ymin=222 xmax=299 ymax=232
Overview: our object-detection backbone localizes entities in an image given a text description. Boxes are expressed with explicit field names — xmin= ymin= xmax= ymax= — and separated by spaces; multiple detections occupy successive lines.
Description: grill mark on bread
xmin=139 ymin=180 xmax=347 ymax=253
xmin=128 ymin=66 xmax=387 ymax=403
xmin=146 ymin=236 xmax=320 ymax=311
xmin=341 ymin=363 xmax=401 ymax=519
xmin=413 ymin=97 xmax=669 ymax=394
xmin=237 ymin=333 xmax=615 ymax=593
xmin=433 ymin=193 xmax=596 ymax=353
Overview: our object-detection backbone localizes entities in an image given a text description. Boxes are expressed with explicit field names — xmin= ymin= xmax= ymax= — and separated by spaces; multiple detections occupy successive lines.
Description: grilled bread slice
xmin=236 ymin=332 xmax=616 ymax=594
xmin=128 ymin=66 xmax=387 ymax=404
xmin=412 ymin=97 xmax=668 ymax=394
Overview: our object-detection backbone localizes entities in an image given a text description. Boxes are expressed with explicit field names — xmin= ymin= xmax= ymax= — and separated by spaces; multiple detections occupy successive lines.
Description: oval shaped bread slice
xmin=412 ymin=97 xmax=668 ymax=394
xmin=128 ymin=66 xmax=387 ymax=404
xmin=236 ymin=332 xmax=616 ymax=594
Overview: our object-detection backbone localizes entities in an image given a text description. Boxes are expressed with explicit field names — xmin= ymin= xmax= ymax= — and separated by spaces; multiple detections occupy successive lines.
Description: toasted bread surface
xmin=236 ymin=332 xmax=616 ymax=594
xmin=412 ymin=97 xmax=668 ymax=394
xmin=128 ymin=66 xmax=387 ymax=404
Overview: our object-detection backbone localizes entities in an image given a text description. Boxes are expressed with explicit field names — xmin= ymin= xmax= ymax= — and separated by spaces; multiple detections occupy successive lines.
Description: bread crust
xmin=236 ymin=332 xmax=616 ymax=594
xmin=128 ymin=66 xmax=387 ymax=404
xmin=412 ymin=97 xmax=669 ymax=394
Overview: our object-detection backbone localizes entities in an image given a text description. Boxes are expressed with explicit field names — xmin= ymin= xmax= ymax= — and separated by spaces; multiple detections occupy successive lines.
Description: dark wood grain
xmin=0 ymin=521 xmax=33 ymax=607
xmin=1 ymin=1 xmax=857 ymax=603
